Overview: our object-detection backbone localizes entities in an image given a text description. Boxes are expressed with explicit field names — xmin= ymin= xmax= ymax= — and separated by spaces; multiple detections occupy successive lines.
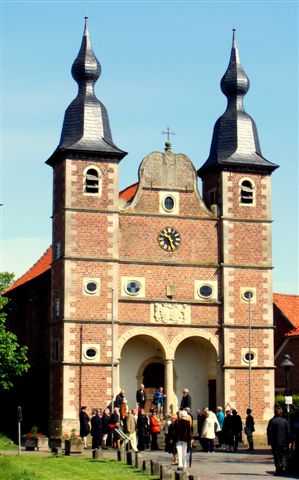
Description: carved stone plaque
xmin=150 ymin=303 xmax=191 ymax=324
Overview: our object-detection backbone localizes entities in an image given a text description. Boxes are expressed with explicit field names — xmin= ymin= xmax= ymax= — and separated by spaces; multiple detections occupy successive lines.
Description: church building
xmin=5 ymin=18 xmax=279 ymax=438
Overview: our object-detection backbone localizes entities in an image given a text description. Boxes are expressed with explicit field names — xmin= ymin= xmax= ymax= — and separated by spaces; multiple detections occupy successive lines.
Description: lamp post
xmin=244 ymin=290 xmax=254 ymax=410
xmin=280 ymin=354 xmax=294 ymax=414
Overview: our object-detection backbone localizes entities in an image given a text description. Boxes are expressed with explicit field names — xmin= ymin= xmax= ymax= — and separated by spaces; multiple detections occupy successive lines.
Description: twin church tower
xmin=46 ymin=18 xmax=278 ymax=435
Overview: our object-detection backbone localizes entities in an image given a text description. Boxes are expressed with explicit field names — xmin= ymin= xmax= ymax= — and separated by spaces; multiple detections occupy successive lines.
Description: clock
xmin=158 ymin=227 xmax=181 ymax=251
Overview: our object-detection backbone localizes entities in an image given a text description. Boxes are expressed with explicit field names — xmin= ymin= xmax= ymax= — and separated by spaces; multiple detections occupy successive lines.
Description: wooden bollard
xmin=175 ymin=471 xmax=188 ymax=480
xmin=126 ymin=450 xmax=133 ymax=465
xmin=160 ymin=464 xmax=174 ymax=480
xmin=92 ymin=448 xmax=102 ymax=459
xmin=142 ymin=459 xmax=151 ymax=471
xmin=151 ymin=460 xmax=160 ymax=476
xmin=134 ymin=452 xmax=142 ymax=469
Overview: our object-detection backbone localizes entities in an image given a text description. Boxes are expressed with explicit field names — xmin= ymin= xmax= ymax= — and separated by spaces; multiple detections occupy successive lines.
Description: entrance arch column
xmin=165 ymin=358 xmax=174 ymax=413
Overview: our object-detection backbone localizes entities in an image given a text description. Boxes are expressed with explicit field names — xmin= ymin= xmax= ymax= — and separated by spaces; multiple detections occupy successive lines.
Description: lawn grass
xmin=0 ymin=455 xmax=158 ymax=480
xmin=0 ymin=433 xmax=17 ymax=450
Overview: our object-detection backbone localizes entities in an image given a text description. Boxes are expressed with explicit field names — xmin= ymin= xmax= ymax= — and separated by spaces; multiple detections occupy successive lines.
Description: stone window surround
xmin=83 ymin=277 xmax=101 ymax=296
xmin=83 ymin=165 xmax=102 ymax=196
xmin=239 ymin=176 xmax=256 ymax=207
xmin=82 ymin=343 xmax=101 ymax=363
xmin=241 ymin=347 xmax=258 ymax=366
xmin=194 ymin=280 xmax=217 ymax=301
xmin=240 ymin=287 xmax=257 ymax=304
xmin=159 ymin=191 xmax=180 ymax=215
xmin=121 ymin=276 xmax=145 ymax=298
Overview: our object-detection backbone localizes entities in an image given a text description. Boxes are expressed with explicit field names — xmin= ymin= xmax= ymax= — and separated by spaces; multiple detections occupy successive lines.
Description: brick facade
xmin=2 ymin=24 xmax=281 ymax=440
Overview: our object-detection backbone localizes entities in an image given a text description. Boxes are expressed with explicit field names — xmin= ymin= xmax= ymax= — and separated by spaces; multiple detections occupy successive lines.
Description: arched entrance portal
xmin=143 ymin=362 xmax=165 ymax=412
xmin=173 ymin=336 xmax=219 ymax=412
xmin=119 ymin=334 xmax=166 ymax=411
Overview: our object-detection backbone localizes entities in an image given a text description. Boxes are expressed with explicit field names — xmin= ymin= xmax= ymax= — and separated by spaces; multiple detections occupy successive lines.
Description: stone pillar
xmin=165 ymin=358 xmax=174 ymax=413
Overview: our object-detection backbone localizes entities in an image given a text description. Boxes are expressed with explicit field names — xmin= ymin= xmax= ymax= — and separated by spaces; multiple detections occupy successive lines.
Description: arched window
xmin=240 ymin=179 xmax=254 ymax=205
xmin=84 ymin=167 xmax=101 ymax=195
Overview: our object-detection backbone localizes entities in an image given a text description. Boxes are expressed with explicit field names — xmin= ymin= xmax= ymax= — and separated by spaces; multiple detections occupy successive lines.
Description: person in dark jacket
xmin=267 ymin=406 xmax=291 ymax=476
xmin=176 ymin=410 xmax=192 ymax=471
xmin=79 ymin=406 xmax=90 ymax=449
xmin=231 ymin=409 xmax=242 ymax=452
xmin=136 ymin=384 xmax=147 ymax=410
xmin=245 ymin=408 xmax=255 ymax=451
xmin=114 ymin=389 xmax=126 ymax=408
xmin=90 ymin=409 xmax=102 ymax=453
xmin=180 ymin=388 xmax=191 ymax=411
xmin=167 ymin=414 xmax=178 ymax=465
xmin=109 ymin=407 xmax=121 ymax=449
xmin=137 ymin=409 xmax=149 ymax=451
xmin=101 ymin=407 xmax=110 ymax=448
xmin=222 ymin=409 xmax=234 ymax=452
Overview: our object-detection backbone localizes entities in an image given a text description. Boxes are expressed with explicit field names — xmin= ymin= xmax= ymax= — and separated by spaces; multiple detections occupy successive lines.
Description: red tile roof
xmin=5 ymin=246 xmax=52 ymax=293
xmin=285 ymin=327 xmax=299 ymax=337
xmin=273 ymin=293 xmax=299 ymax=328
xmin=119 ymin=182 xmax=139 ymax=202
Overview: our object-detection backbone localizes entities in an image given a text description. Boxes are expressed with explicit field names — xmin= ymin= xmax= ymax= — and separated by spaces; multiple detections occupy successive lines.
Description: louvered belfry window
xmin=85 ymin=168 xmax=99 ymax=194
xmin=240 ymin=180 xmax=254 ymax=204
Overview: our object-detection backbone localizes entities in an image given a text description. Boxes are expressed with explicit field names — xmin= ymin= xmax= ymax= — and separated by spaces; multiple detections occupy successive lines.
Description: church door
xmin=143 ymin=363 xmax=165 ymax=411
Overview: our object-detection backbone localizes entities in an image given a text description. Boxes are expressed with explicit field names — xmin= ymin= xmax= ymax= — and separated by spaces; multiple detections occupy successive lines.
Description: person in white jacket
xmin=201 ymin=408 xmax=220 ymax=452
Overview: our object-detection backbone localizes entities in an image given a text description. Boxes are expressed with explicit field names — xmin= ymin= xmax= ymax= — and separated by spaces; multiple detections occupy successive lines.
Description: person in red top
xmin=149 ymin=409 xmax=160 ymax=450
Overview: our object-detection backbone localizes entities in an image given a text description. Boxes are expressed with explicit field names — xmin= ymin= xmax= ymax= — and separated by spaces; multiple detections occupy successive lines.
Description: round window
xmin=85 ymin=281 xmax=98 ymax=294
xmin=85 ymin=348 xmax=97 ymax=359
xmin=244 ymin=352 xmax=255 ymax=363
xmin=163 ymin=196 xmax=175 ymax=212
xmin=198 ymin=284 xmax=213 ymax=299
xmin=243 ymin=290 xmax=254 ymax=301
xmin=125 ymin=281 xmax=141 ymax=296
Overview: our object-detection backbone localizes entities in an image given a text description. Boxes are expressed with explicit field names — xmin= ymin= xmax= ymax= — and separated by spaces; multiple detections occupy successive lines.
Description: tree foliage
xmin=0 ymin=272 xmax=30 ymax=390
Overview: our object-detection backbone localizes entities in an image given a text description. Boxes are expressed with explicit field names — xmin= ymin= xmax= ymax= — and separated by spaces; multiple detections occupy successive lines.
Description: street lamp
xmin=280 ymin=354 xmax=294 ymax=413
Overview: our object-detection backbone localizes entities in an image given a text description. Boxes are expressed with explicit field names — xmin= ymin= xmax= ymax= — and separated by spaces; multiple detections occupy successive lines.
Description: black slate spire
xmin=47 ymin=18 xmax=126 ymax=165
xmin=198 ymin=30 xmax=278 ymax=177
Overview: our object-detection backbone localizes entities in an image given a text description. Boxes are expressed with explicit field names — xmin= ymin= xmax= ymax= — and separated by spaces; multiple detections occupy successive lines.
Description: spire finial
xmin=162 ymin=127 xmax=175 ymax=152
xmin=232 ymin=26 xmax=236 ymax=47
xmin=84 ymin=16 xmax=89 ymax=36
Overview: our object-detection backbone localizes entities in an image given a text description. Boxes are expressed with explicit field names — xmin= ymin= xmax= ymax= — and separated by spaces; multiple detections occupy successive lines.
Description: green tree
xmin=0 ymin=272 xmax=30 ymax=390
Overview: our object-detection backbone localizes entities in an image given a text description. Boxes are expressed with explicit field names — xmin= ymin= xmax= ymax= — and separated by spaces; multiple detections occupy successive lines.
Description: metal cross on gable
xmin=162 ymin=127 xmax=175 ymax=141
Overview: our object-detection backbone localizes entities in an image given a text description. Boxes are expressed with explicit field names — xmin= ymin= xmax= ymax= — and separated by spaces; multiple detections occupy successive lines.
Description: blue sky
xmin=1 ymin=1 xmax=298 ymax=294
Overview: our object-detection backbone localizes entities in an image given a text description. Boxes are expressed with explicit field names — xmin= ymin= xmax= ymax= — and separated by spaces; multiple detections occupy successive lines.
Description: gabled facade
xmin=274 ymin=294 xmax=299 ymax=394
xmin=4 ymin=20 xmax=280 ymax=438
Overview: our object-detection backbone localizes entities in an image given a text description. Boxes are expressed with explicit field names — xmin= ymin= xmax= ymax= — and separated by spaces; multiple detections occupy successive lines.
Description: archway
xmin=119 ymin=334 xmax=165 ymax=411
xmin=173 ymin=336 xmax=219 ymax=414
xmin=142 ymin=362 xmax=165 ymax=412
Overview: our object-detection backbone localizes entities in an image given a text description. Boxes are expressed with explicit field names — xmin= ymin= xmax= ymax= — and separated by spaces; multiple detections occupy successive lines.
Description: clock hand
xmin=164 ymin=232 xmax=175 ymax=250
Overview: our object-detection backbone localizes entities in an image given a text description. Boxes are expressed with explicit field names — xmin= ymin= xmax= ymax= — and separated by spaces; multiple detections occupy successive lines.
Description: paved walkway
xmin=1 ymin=447 xmax=298 ymax=480
xmin=138 ymin=448 xmax=299 ymax=480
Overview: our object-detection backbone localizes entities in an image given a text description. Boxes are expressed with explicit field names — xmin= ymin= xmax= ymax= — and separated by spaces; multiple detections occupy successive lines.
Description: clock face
xmin=158 ymin=227 xmax=181 ymax=251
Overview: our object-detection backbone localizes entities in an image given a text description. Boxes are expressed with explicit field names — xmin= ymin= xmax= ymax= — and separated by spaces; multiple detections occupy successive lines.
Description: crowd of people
xmin=78 ymin=385 xmax=258 ymax=471
xmin=78 ymin=384 xmax=299 ymax=475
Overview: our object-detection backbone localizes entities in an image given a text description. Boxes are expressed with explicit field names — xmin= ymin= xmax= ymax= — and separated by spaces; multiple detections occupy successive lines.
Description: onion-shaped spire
xmin=71 ymin=17 xmax=101 ymax=84
xmin=220 ymin=28 xmax=250 ymax=97
xmin=47 ymin=17 xmax=126 ymax=165
xmin=198 ymin=29 xmax=278 ymax=177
